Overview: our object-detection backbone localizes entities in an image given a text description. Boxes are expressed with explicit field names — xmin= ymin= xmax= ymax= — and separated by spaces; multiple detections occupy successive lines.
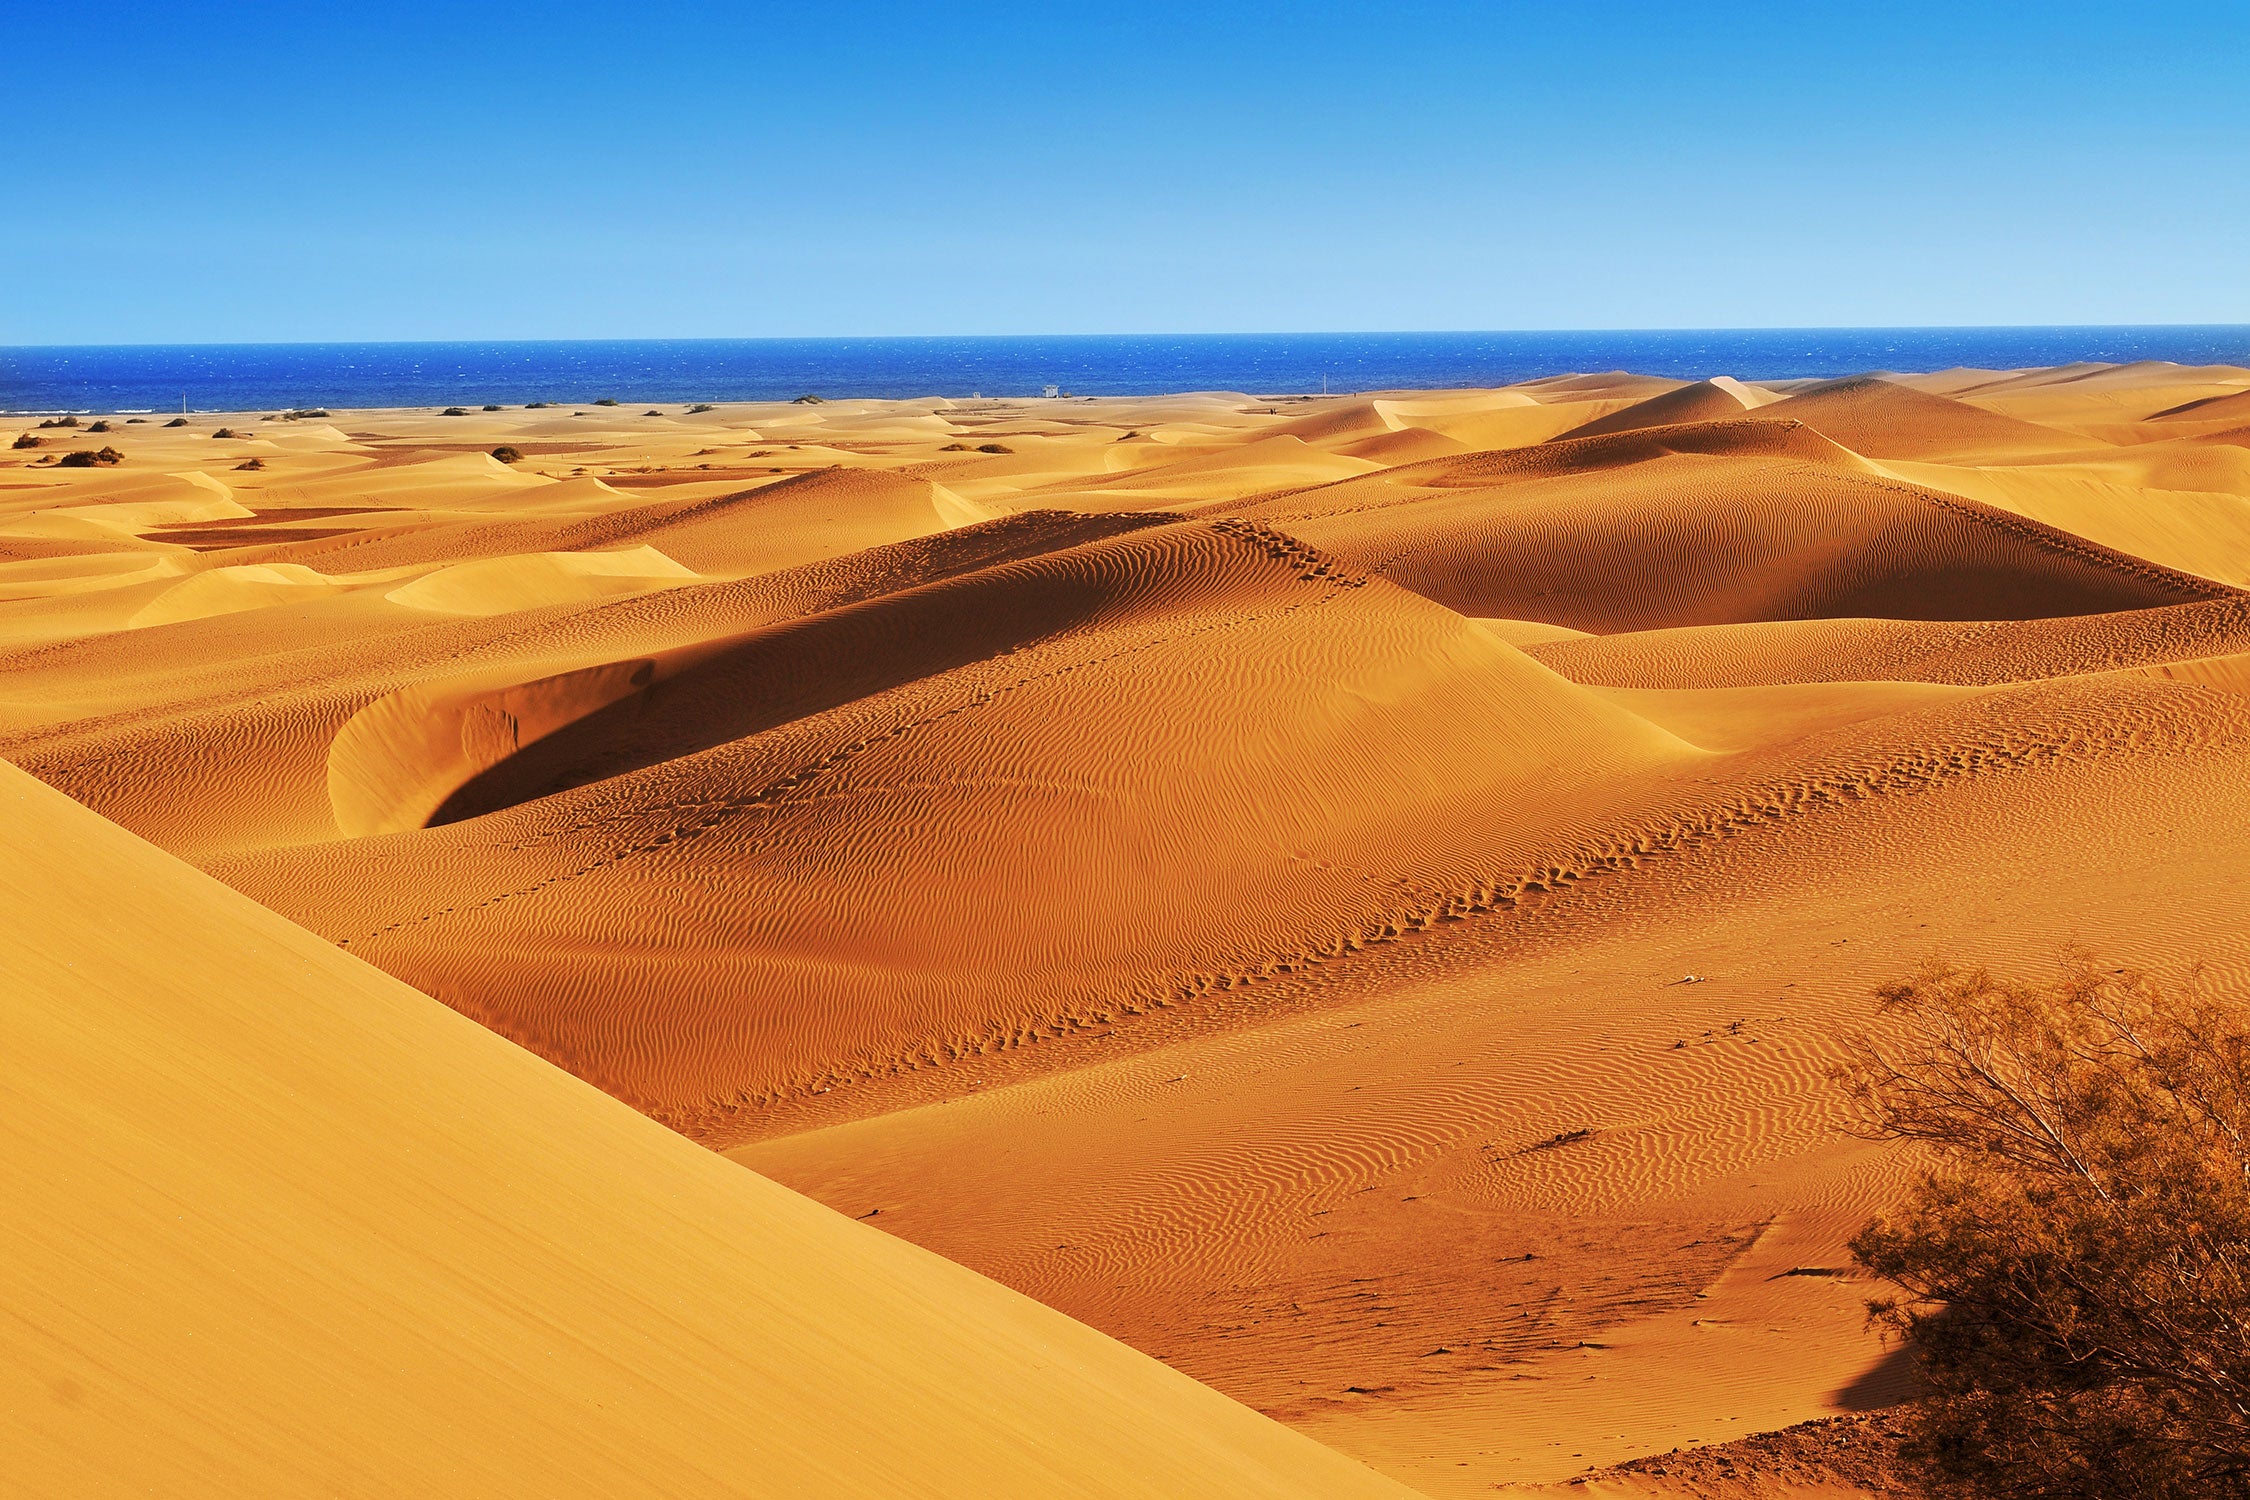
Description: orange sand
xmin=6 ymin=363 xmax=2249 ymax=1496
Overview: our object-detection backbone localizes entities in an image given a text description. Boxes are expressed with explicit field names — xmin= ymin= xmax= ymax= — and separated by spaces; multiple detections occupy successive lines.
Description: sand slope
xmin=0 ymin=762 xmax=1415 ymax=1500
xmin=212 ymin=517 xmax=1695 ymax=1125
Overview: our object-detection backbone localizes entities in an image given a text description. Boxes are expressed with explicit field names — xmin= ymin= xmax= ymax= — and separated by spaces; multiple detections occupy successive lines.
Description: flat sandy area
xmin=8 ymin=362 xmax=2250 ymax=1496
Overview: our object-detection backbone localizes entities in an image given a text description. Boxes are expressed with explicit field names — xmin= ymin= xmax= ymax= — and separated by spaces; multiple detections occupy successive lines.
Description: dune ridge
xmin=0 ymin=761 xmax=1417 ymax=1500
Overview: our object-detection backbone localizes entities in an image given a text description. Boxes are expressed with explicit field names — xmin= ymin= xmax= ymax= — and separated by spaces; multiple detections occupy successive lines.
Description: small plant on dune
xmin=687 ymin=403 xmax=715 ymax=414
xmin=974 ymin=442 xmax=1012 ymax=454
xmin=441 ymin=407 xmax=470 ymax=417
xmin=86 ymin=420 xmax=112 ymax=433
xmin=792 ymin=393 xmax=824 ymax=404
xmin=211 ymin=427 xmax=240 ymax=439
xmin=164 ymin=416 xmax=190 ymax=427
xmin=482 ymin=404 xmax=504 ymax=411
xmin=283 ymin=408 xmax=330 ymax=419
xmin=939 ymin=441 xmax=972 ymax=451
xmin=38 ymin=415 xmax=79 ymax=429
xmin=12 ymin=432 xmax=41 ymax=449
xmin=1840 ymin=954 xmax=2250 ymax=1500
xmin=594 ymin=397 xmax=620 ymax=407
xmin=524 ymin=401 xmax=553 ymax=409
xmin=56 ymin=447 xmax=124 ymax=468
xmin=234 ymin=457 xmax=265 ymax=471
xmin=490 ymin=446 xmax=523 ymax=464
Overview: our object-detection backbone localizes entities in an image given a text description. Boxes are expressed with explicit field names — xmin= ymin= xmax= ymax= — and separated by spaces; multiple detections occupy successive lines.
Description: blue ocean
xmin=5 ymin=328 xmax=2249 ymax=414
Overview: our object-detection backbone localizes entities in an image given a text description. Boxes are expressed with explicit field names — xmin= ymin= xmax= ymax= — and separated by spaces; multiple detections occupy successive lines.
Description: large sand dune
xmin=0 ymin=761 xmax=1415 ymax=1499
xmin=7 ymin=362 xmax=2250 ymax=1495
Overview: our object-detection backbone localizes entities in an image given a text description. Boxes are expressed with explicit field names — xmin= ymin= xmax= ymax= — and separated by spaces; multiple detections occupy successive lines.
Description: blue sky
xmin=8 ymin=2 xmax=2248 ymax=342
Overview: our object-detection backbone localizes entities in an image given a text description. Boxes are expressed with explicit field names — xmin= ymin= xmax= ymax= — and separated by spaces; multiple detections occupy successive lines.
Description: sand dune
xmin=1749 ymin=374 xmax=2096 ymax=459
xmin=0 ymin=764 xmax=1415 ymax=1499
xmin=8 ymin=360 xmax=2250 ymax=1496
xmin=212 ymin=518 xmax=1696 ymax=1122
xmin=1232 ymin=423 xmax=2229 ymax=632
xmin=1558 ymin=376 xmax=1783 ymax=438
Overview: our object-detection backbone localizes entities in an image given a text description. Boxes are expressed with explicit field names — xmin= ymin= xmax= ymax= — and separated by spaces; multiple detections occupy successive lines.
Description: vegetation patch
xmin=1844 ymin=954 xmax=2250 ymax=1500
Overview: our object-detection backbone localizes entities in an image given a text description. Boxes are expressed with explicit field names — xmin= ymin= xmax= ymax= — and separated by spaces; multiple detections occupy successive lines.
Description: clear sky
xmin=9 ymin=1 xmax=2248 ymax=343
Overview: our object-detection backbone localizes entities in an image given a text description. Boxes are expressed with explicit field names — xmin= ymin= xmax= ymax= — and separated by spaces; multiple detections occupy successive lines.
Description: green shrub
xmin=442 ymin=407 xmax=469 ymax=417
xmin=594 ymin=398 xmax=620 ymax=407
xmin=482 ymin=404 xmax=504 ymax=411
xmin=1843 ymin=955 xmax=2250 ymax=1500
xmin=792 ymin=394 xmax=824 ymax=404
xmin=687 ymin=403 xmax=715 ymax=414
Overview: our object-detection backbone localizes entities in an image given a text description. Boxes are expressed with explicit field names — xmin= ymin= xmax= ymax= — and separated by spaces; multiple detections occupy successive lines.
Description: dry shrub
xmin=1842 ymin=955 xmax=2250 ymax=1498
xmin=57 ymin=447 xmax=123 ymax=467
xmin=11 ymin=432 xmax=40 ymax=449
xmin=489 ymin=446 xmax=523 ymax=464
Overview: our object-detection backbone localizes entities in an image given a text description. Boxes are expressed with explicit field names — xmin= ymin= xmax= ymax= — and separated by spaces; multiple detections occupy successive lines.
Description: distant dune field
xmin=7 ymin=362 xmax=2250 ymax=1497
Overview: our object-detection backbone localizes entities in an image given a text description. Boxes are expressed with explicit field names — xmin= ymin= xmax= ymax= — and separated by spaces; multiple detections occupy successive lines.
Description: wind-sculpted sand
xmin=6 ymin=362 xmax=2250 ymax=1496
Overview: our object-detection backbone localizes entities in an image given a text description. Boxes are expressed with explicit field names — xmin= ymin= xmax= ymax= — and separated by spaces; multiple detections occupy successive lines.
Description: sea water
xmin=5 ymin=327 xmax=2248 ymax=414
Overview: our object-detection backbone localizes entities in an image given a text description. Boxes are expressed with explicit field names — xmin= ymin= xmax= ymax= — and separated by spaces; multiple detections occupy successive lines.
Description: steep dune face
xmin=1234 ymin=424 xmax=2231 ymax=632
xmin=1524 ymin=596 xmax=2250 ymax=688
xmin=0 ymin=763 xmax=1416 ymax=1500
xmin=215 ymin=518 xmax=1695 ymax=1126
xmin=0 ymin=508 xmax=1171 ymax=857
xmin=1748 ymin=374 xmax=2096 ymax=459
xmin=1557 ymin=376 xmax=1780 ymax=438
xmin=9 ymin=365 xmax=2250 ymax=1496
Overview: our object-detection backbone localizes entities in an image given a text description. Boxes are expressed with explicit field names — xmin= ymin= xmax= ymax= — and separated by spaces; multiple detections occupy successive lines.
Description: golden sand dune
xmin=0 ymin=762 xmax=1416 ymax=1499
xmin=212 ymin=519 xmax=1696 ymax=1123
xmin=1234 ymin=422 xmax=2228 ymax=632
xmin=1558 ymin=375 xmax=1785 ymax=437
xmin=6 ymin=362 xmax=2250 ymax=1496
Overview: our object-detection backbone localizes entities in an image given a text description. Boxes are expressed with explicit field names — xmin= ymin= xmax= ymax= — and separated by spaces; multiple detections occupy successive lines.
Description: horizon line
xmin=9 ymin=321 xmax=2250 ymax=353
